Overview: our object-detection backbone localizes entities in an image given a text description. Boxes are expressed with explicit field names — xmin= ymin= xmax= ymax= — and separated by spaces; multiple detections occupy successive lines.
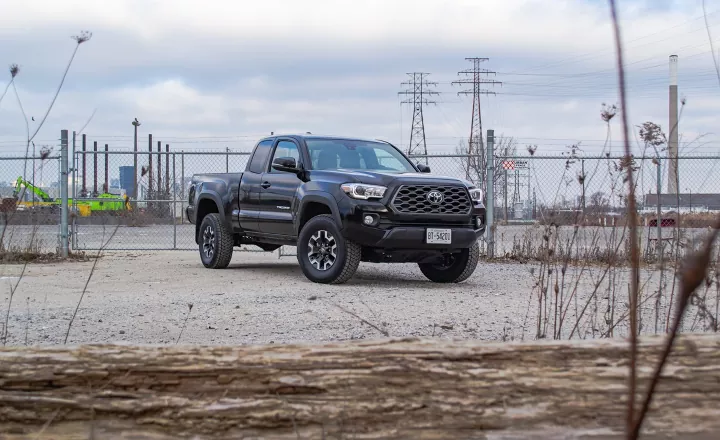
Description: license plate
xmin=426 ymin=228 xmax=451 ymax=244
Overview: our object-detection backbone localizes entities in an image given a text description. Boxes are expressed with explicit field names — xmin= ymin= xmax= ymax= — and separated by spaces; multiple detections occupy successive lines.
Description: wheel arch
xmin=296 ymin=193 xmax=342 ymax=235
xmin=195 ymin=192 xmax=224 ymax=244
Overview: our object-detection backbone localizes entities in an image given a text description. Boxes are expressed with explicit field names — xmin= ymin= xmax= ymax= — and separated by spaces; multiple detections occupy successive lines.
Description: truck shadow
xmin=348 ymin=270 xmax=451 ymax=288
xmin=227 ymin=262 xmax=302 ymax=274
xmin=225 ymin=262 xmax=454 ymax=288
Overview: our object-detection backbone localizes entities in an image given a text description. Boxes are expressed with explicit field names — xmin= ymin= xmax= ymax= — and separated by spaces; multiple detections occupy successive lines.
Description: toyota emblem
xmin=426 ymin=190 xmax=444 ymax=204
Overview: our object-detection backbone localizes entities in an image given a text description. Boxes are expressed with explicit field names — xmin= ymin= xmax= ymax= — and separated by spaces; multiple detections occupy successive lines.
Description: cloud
xmin=0 ymin=0 xmax=717 ymax=164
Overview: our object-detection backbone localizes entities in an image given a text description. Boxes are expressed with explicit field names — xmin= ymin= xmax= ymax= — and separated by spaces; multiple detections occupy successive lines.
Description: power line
xmin=501 ymin=8 xmax=720 ymax=75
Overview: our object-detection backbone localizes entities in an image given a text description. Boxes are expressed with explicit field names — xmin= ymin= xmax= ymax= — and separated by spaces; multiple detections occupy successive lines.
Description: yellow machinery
xmin=12 ymin=176 xmax=131 ymax=216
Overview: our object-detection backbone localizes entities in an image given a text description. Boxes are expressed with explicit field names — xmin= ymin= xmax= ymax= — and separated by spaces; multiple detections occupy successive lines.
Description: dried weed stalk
xmin=176 ymin=303 xmax=194 ymax=344
xmin=607 ymin=0 xmax=641 ymax=432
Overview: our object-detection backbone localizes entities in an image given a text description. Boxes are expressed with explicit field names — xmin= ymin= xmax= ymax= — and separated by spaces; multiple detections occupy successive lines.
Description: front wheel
xmin=199 ymin=213 xmax=234 ymax=269
xmin=418 ymin=242 xmax=480 ymax=283
xmin=297 ymin=214 xmax=361 ymax=284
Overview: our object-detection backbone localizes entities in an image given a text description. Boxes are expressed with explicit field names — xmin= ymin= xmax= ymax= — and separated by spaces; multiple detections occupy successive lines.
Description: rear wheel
xmin=418 ymin=241 xmax=480 ymax=283
xmin=199 ymin=213 xmax=234 ymax=269
xmin=297 ymin=214 xmax=361 ymax=284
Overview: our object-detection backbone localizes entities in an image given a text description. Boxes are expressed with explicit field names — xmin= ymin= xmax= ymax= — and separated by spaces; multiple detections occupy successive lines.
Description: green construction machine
xmin=12 ymin=176 xmax=131 ymax=215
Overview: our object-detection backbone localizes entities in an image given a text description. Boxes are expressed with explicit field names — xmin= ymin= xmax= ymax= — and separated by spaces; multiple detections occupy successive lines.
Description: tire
xmin=418 ymin=241 xmax=480 ymax=283
xmin=296 ymin=214 xmax=361 ymax=284
xmin=198 ymin=213 xmax=234 ymax=269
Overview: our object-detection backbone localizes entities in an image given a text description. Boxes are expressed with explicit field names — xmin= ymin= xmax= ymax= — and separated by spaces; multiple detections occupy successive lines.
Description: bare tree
xmin=454 ymin=134 xmax=518 ymax=196
xmin=589 ymin=191 xmax=609 ymax=211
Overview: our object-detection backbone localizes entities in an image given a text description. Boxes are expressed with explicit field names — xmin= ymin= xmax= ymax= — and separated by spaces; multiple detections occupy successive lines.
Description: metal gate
xmin=70 ymin=149 xmax=273 ymax=253
xmin=0 ymin=154 xmax=64 ymax=254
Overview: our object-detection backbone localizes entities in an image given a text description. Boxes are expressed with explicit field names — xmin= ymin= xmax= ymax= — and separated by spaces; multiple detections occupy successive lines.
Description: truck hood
xmin=310 ymin=169 xmax=475 ymax=188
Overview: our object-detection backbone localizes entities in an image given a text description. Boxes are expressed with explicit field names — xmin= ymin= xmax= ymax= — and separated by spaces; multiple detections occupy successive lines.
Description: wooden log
xmin=1 ymin=335 xmax=720 ymax=439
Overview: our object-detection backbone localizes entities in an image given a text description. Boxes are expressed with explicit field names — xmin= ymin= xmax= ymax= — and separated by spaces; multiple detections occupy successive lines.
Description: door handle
xmin=261 ymin=181 xmax=271 ymax=189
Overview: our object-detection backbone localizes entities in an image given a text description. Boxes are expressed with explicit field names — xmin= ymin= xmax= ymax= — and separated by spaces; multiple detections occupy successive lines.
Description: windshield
xmin=306 ymin=139 xmax=416 ymax=173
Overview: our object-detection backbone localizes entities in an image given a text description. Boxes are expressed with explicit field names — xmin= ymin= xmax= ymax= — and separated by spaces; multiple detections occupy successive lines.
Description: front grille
xmin=390 ymin=185 xmax=472 ymax=215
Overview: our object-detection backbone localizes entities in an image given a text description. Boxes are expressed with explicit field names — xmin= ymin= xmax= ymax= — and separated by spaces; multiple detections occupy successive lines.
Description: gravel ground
xmin=3 ymin=223 xmax=712 ymax=254
xmin=0 ymin=250 xmax=539 ymax=346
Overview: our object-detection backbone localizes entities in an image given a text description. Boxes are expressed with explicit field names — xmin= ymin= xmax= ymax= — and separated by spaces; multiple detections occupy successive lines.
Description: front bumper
xmin=360 ymin=225 xmax=485 ymax=249
xmin=338 ymin=196 xmax=486 ymax=250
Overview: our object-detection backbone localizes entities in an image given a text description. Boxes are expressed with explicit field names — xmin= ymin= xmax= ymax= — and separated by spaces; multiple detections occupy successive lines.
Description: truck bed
xmin=186 ymin=172 xmax=243 ymax=225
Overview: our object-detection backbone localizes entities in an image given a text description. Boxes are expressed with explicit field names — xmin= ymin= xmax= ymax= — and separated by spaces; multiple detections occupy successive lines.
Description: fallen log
xmin=0 ymin=335 xmax=719 ymax=439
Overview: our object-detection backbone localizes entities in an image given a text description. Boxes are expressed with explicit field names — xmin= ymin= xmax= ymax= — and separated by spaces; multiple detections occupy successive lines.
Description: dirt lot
xmin=0 ymin=251 xmax=539 ymax=346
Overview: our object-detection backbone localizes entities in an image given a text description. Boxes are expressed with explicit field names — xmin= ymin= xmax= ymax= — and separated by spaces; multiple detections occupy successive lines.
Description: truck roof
xmin=258 ymin=134 xmax=392 ymax=144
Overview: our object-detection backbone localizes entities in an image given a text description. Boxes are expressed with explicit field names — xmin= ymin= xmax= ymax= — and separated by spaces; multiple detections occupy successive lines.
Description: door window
xmin=269 ymin=140 xmax=301 ymax=173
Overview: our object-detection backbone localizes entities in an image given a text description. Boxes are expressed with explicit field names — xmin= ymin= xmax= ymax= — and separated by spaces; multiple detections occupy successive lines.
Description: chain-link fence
xmin=0 ymin=155 xmax=64 ymax=254
xmin=0 ymin=140 xmax=709 ymax=259
xmin=410 ymin=153 xmax=720 ymax=260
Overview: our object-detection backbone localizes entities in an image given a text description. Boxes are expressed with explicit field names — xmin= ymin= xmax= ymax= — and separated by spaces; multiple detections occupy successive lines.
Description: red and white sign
xmin=502 ymin=160 xmax=515 ymax=170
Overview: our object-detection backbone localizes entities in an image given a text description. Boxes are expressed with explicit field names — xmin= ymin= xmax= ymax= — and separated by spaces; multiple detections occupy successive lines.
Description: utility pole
xmin=104 ymin=143 xmax=109 ymax=194
xmin=533 ymin=189 xmax=537 ymax=220
xmin=398 ymin=72 xmax=438 ymax=157
xmin=93 ymin=141 xmax=98 ymax=197
xmin=165 ymin=144 xmax=170 ymax=195
xmin=668 ymin=55 xmax=679 ymax=194
xmin=81 ymin=134 xmax=87 ymax=197
xmin=132 ymin=118 xmax=141 ymax=200
xmin=452 ymin=58 xmax=502 ymax=181
xmin=157 ymin=140 xmax=162 ymax=198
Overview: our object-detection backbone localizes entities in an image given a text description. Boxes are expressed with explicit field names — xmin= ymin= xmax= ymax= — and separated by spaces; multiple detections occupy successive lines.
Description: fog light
xmin=363 ymin=215 xmax=375 ymax=225
xmin=475 ymin=216 xmax=483 ymax=228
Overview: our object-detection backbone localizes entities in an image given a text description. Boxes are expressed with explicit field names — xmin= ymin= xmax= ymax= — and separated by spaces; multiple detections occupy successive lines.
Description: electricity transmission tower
xmin=398 ymin=73 xmax=438 ymax=156
xmin=452 ymin=58 xmax=501 ymax=179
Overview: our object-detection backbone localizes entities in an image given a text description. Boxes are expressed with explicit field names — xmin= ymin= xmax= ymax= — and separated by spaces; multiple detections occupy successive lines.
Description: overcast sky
xmin=1 ymin=0 xmax=719 ymax=160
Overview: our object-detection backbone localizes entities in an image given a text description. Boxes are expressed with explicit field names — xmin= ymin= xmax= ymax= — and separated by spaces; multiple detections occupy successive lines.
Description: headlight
xmin=468 ymin=188 xmax=483 ymax=202
xmin=341 ymin=183 xmax=387 ymax=200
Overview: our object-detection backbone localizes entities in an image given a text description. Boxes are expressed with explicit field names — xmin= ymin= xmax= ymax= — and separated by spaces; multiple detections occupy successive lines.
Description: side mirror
xmin=272 ymin=157 xmax=298 ymax=173
xmin=417 ymin=163 xmax=431 ymax=173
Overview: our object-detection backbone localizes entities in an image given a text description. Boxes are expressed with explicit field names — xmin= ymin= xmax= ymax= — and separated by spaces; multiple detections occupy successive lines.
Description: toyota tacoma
xmin=186 ymin=134 xmax=486 ymax=284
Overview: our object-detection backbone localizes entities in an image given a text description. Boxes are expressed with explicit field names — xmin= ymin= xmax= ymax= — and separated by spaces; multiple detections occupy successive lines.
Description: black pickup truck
xmin=186 ymin=134 xmax=486 ymax=284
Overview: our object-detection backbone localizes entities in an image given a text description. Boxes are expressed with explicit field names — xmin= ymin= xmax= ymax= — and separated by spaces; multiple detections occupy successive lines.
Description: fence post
xmin=486 ymin=130 xmax=495 ymax=258
xmin=71 ymin=132 xmax=77 ymax=251
xmin=656 ymin=158 xmax=662 ymax=253
xmin=581 ymin=159 xmax=586 ymax=213
xmin=60 ymin=130 xmax=69 ymax=258
xmin=173 ymin=153 xmax=177 ymax=249
xmin=504 ymin=159 xmax=508 ymax=223
xmin=181 ymin=151 xmax=185 ymax=225
xmin=148 ymin=134 xmax=153 ymax=208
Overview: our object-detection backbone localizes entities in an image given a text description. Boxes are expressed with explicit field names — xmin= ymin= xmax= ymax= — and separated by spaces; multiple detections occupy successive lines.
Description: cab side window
xmin=247 ymin=140 xmax=274 ymax=174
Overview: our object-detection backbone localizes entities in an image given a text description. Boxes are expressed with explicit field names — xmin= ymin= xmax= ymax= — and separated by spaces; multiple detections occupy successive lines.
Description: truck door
xmin=258 ymin=139 xmax=303 ymax=236
xmin=238 ymin=139 xmax=273 ymax=232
